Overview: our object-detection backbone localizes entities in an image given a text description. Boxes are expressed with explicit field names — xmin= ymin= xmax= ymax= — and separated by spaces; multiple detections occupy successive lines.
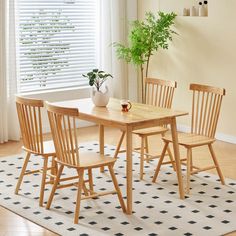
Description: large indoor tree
xmin=114 ymin=11 xmax=177 ymax=102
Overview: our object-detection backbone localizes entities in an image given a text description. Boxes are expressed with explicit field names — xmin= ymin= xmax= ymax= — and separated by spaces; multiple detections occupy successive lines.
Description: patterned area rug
xmin=0 ymin=142 xmax=236 ymax=236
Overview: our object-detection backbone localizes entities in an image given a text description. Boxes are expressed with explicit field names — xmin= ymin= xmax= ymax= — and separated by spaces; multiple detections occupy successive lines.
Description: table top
xmin=54 ymin=98 xmax=188 ymax=128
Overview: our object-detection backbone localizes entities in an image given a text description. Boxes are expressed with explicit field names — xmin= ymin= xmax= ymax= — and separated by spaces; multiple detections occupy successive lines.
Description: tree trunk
xmin=146 ymin=54 xmax=151 ymax=78
xmin=144 ymin=53 xmax=151 ymax=104
xmin=140 ymin=65 xmax=144 ymax=103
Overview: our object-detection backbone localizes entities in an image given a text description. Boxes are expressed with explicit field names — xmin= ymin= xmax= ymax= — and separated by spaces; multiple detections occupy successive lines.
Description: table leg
xmin=126 ymin=126 xmax=133 ymax=214
xmin=170 ymin=118 xmax=185 ymax=199
xmin=99 ymin=125 xmax=105 ymax=173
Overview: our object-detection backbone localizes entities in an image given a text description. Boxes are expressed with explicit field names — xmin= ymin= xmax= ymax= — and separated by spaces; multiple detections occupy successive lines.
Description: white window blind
xmin=17 ymin=0 xmax=98 ymax=93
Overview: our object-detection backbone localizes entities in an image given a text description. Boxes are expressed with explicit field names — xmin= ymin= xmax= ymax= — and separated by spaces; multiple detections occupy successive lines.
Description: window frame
xmin=15 ymin=0 xmax=100 ymax=94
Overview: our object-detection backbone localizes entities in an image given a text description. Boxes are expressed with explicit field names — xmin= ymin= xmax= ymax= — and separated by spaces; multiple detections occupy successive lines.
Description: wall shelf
xmin=159 ymin=0 xmax=209 ymax=17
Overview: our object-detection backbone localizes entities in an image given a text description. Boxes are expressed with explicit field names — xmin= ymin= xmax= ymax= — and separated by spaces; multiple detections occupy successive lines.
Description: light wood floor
xmin=0 ymin=125 xmax=235 ymax=236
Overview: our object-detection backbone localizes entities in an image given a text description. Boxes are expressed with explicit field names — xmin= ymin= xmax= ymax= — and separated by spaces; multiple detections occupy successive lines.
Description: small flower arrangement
xmin=82 ymin=69 xmax=113 ymax=91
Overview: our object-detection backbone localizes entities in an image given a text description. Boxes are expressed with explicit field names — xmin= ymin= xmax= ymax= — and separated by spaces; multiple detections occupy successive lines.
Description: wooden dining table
xmin=54 ymin=98 xmax=188 ymax=214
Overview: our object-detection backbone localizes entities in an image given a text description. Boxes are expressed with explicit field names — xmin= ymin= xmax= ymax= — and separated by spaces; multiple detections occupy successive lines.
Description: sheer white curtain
xmin=0 ymin=0 xmax=20 ymax=143
xmin=99 ymin=0 xmax=138 ymax=100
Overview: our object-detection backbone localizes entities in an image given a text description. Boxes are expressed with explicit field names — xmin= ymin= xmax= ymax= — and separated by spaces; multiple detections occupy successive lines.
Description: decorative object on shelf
xmin=187 ymin=8 xmax=190 ymax=16
xmin=183 ymin=8 xmax=188 ymax=16
xmin=82 ymin=69 xmax=113 ymax=106
xmin=113 ymin=12 xmax=177 ymax=103
xmin=191 ymin=6 xmax=198 ymax=16
xmin=204 ymin=1 xmax=208 ymax=16
xmin=183 ymin=0 xmax=208 ymax=17
xmin=183 ymin=8 xmax=190 ymax=16
xmin=199 ymin=1 xmax=206 ymax=16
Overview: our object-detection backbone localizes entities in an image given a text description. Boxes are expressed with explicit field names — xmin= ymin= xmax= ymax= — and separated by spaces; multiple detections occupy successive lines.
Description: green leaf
xmin=82 ymin=68 xmax=113 ymax=89
xmin=91 ymin=74 xmax=96 ymax=80
xmin=89 ymin=79 xmax=94 ymax=86
xmin=87 ymin=71 xmax=93 ymax=77
xmin=113 ymin=11 xmax=177 ymax=77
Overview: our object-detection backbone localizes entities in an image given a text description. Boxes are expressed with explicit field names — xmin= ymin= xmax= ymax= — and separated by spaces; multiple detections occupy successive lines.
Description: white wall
xmin=138 ymin=0 xmax=236 ymax=143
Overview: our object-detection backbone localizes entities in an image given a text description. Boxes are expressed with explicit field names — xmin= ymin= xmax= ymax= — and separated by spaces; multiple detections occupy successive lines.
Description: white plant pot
xmin=91 ymin=86 xmax=110 ymax=107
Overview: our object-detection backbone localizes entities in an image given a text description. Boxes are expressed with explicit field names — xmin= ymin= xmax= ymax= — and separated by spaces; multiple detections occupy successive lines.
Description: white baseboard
xmin=177 ymin=124 xmax=236 ymax=144
xmin=214 ymin=133 xmax=236 ymax=144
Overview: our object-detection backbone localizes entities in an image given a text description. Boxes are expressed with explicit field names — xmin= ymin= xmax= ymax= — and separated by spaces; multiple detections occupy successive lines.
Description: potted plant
xmin=114 ymin=11 xmax=177 ymax=103
xmin=83 ymin=69 xmax=113 ymax=106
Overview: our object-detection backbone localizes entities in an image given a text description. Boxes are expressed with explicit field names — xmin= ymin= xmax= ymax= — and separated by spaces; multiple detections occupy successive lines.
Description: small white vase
xmin=191 ymin=6 xmax=198 ymax=16
xmin=199 ymin=5 xmax=206 ymax=16
xmin=91 ymin=86 xmax=110 ymax=107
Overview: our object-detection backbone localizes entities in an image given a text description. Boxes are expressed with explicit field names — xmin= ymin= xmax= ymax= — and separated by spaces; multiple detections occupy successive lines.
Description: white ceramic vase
xmin=91 ymin=86 xmax=110 ymax=107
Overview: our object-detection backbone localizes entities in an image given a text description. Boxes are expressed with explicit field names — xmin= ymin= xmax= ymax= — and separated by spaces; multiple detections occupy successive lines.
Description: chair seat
xmin=57 ymin=152 xmax=116 ymax=169
xmin=133 ymin=126 xmax=168 ymax=136
xmin=162 ymin=133 xmax=215 ymax=147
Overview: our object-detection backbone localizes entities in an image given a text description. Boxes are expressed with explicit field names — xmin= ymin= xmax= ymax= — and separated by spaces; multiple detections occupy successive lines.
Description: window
xmin=17 ymin=0 xmax=98 ymax=93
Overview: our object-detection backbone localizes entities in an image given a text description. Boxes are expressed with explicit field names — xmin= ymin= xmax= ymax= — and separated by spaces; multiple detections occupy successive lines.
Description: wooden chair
xmin=15 ymin=96 xmax=57 ymax=206
xmin=45 ymin=102 xmax=126 ymax=224
xmin=114 ymin=78 xmax=177 ymax=180
xmin=153 ymin=83 xmax=226 ymax=193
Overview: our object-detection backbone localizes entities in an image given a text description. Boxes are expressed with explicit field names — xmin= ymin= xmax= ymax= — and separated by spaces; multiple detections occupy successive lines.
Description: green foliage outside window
xmin=20 ymin=9 xmax=75 ymax=87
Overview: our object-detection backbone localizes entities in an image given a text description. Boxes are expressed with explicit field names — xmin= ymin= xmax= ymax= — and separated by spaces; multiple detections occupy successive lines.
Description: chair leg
xmin=39 ymin=156 xmax=49 ymax=207
xmin=74 ymin=169 xmax=84 ymax=224
xmin=82 ymin=182 xmax=89 ymax=196
xmin=46 ymin=164 xmax=64 ymax=210
xmin=161 ymin=133 xmax=176 ymax=171
xmin=50 ymin=156 xmax=57 ymax=184
xmin=76 ymin=169 xmax=89 ymax=196
xmin=88 ymin=169 xmax=94 ymax=193
xmin=140 ymin=137 xmax=145 ymax=180
xmin=108 ymin=165 xmax=126 ymax=213
xmin=152 ymin=141 xmax=169 ymax=183
xmin=190 ymin=151 xmax=193 ymax=172
xmin=144 ymin=137 xmax=149 ymax=163
xmin=208 ymin=144 xmax=225 ymax=185
xmin=186 ymin=148 xmax=192 ymax=194
xmin=15 ymin=152 xmax=31 ymax=194
xmin=166 ymin=146 xmax=177 ymax=171
xmin=114 ymin=131 xmax=126 ymax=159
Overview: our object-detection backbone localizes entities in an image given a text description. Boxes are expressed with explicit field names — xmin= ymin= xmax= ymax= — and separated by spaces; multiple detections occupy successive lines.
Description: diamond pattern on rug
xmin=0 ymin=142 xmax=236 ymax=236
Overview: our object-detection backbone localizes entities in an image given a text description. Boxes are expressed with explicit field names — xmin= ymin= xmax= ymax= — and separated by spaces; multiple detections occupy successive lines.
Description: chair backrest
xmin=190 ymin=84 xmax=226 ymax=138
xmin=145 ymin=78 xmax=177 ymax=108
xmin=16 ymin=96 xmax=44 ymax=154
xmin=46 ymin=102 xmax=80 ymax=167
